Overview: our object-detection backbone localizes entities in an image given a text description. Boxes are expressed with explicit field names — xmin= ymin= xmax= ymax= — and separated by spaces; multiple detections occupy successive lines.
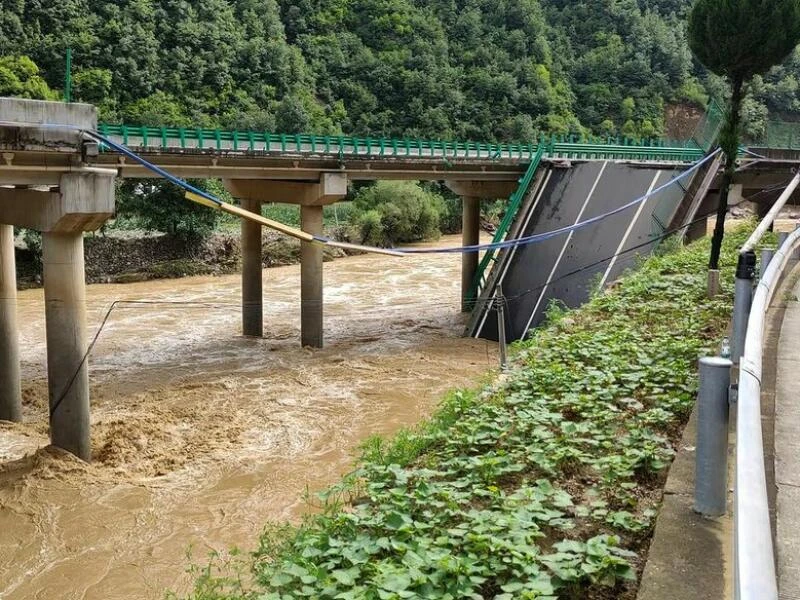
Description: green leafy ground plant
xmin=179 ymin=225 xmax=752 ymax=600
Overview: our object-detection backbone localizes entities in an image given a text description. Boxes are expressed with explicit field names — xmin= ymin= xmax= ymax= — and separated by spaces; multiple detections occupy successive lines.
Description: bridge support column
xmin=43 ymin=231 xmax=90 ymax=461
xmin=241 ymin=198 xmax=263 ymax=337
xmin=462 ymin=196 xmax=480 ymax=312
xmin=446 ymin=181 xmax=518 ymax=313
xmin=301 ymin=205 xmax=324 ymax=348
xmin=0 ymin=224 xmax=22 ymax=422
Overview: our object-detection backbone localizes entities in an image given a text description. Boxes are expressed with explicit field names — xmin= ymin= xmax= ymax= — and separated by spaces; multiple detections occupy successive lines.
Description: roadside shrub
xmin=351 ymin=181 xmax=445 ymax=247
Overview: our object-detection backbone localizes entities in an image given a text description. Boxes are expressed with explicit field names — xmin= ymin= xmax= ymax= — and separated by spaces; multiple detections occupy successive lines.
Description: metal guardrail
xmin=735 ymin=230 xmax=800 ymax=600
xmin=96 ymin=124 xmax=705 ymax=163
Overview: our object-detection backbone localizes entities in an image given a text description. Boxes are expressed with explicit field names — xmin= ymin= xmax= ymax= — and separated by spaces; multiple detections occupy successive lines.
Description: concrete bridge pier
xmin=301 ymin=205 xmax=324 ymax=348
xmin=240 ymin=198 xmax=263 ymax=337
xmin=43 ymin=230 xmax=90 ymax=458
xmin=461 ymin=196 xmax=480 ymax=312
xmin=0 ymin=171 xmax=115 ymax=460
xmin=224 ymin=174 xmax=347 ymax=348
xmin=0 ymin=223 xmax=21 ymax=422
xmin=446 ymin=181 xmax=518 ymax=312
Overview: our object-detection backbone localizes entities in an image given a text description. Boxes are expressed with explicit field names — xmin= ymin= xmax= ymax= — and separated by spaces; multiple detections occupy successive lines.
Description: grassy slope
xmin=181 ymin=226 xmax=755 ymax=600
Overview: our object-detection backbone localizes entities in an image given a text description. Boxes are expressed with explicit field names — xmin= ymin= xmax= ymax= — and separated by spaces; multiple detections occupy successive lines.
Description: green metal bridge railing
xmin=97 ymin=124 xmax=705 ymax=163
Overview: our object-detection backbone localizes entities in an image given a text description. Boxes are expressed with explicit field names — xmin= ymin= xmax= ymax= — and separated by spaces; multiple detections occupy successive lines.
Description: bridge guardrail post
xmin=732 ymin=251 xmax=757 ymax=364
xmin=695 ymin=356 xmax=733 ymax=517
xmin=794 ymin=223 xmax=800 ymax=260
xmin=497 ymin=285 xmax=507 ymax=368
xmin=761 ymin=248 xmax=775 ymax=277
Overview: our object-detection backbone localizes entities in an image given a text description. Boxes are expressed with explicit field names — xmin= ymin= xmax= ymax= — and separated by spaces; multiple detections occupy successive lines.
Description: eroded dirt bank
xmin=0 ymin=235 xmax=496 ymax=600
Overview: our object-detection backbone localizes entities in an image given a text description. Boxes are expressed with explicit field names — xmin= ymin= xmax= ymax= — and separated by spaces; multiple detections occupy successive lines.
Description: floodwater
xmin=0 ymin=235 xmax=496 ymax=600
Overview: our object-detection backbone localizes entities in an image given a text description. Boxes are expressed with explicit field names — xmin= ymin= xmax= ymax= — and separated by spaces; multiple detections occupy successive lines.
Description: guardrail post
xmin=732 ymin=251 xmax=757 ymax=363
xmin=795 ymin=223 xmax=800 ymax=260
xmin=695 ymin=356 xmax=733 ymax=517
xmin=496 ymin=285 xmax=507 ymax=368
xmin=761 ymin=248 xmax=775 ymax=276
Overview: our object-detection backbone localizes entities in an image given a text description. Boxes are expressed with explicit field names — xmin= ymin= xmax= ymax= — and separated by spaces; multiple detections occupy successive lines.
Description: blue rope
xmin=85 ymin=131 xmax=221 ymax=205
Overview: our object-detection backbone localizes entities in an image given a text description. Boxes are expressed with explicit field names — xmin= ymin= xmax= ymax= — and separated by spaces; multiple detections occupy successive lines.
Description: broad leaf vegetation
xmin=176 ymin=226 xmax=754 ymax=599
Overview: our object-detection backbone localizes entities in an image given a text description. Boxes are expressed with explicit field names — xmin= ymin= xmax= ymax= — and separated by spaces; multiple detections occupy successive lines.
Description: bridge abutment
xmin=0 ymin=98 xmax=116 ymax=460
xmin=241 ymin=198 xmax=263 ymax=337
xmin=0 ymin=223 xmax=22 ymax=422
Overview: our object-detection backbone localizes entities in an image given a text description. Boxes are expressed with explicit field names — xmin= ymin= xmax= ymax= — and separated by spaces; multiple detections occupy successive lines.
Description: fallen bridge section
xmin=469 ymin=160 xmax=686 ymax=341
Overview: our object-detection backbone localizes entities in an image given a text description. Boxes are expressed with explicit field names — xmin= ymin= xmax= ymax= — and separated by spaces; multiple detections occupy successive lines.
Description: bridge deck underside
xmin=474 ymin=162 xmax=684 ymax=341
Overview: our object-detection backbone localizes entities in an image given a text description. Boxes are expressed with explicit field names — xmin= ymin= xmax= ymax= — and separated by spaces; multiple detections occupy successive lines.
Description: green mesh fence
xmin=751 ymin=120 xmax=800 ymax=149
xmin=692 ymin=99 xmax=724 ymax=152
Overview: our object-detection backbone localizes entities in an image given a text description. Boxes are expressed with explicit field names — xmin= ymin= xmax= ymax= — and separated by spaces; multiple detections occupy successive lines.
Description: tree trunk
xmin=708 ymin=77 xmax=744 ymax=270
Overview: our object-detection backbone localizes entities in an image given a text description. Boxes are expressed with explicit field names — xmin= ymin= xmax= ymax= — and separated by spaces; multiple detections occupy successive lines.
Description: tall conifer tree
xmin=688 ymin=0 xmax=800 ymax=270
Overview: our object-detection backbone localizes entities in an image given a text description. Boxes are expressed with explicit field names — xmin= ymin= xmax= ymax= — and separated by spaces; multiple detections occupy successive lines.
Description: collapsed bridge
xmin=3 ymin=96 xmax=798 ymax=460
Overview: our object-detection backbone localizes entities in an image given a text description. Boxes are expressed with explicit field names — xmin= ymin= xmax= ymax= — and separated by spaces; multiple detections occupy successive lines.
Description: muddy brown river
xmin=0 ymin=235 xmax=496 ymax=599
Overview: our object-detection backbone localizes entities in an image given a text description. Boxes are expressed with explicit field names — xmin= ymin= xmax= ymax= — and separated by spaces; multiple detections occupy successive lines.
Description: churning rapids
xmin=0 ymin=235 xmax=497 ymax=600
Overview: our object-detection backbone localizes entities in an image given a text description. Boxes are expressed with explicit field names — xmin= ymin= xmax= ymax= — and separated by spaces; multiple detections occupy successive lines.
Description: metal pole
xmin=761 ymin=248 xmax=774 ymax=277
xmin=778 ymin=231 xmax=789 ymax=250
xmin=732 ymin=251 xmax=756 ymax=364
xmin=794 ymin=222 xmax=800 ymax=260
xmin=695 ymin=356 xmax=732 ymax=517
xmin=497 ymin=285 xmax=507 ymax=368
xmin=64 ymin=48 xmax=72 ymax=103
xmin=740 ymin=171 xmax=800 ymax=254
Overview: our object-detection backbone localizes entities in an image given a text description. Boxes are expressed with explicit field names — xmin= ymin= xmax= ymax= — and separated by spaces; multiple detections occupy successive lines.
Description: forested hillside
xmin=1 ymin=0 xmax=798 ymax=142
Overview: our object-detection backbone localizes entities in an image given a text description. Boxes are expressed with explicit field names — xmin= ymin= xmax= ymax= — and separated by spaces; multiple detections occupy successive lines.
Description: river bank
xmin=182 ymin=228 xmax=752 ymax=600
xmin=0 ymin=235 xmax=497 ymax=600
xmin=14 ymin=229 xmax=350 ymax=289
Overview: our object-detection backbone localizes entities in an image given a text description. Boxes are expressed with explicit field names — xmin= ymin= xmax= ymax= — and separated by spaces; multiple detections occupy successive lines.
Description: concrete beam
xmin=0 ymin=170 xmax=115 ymax=231
xmin=0 ymin=97 xmax=96 ymax=152
xmin=301 ymin=205 xmax=324 ymax=348
xmin=102 ymin=155 xmax=526 ymax=183
xmin=241 ymin=198 xmax=263 ymax=337
xmin=224 ymin=173 xmax=348 ymax=206
xmin=446 ymin=180 xmax=518 ymax=199
xmin=461 ymin=196 xmax=481 ymax=312
xmin=43 ymin=231 xmax=90 ymax=460
xmin=0 ymin=224 xmax=21 ymax=422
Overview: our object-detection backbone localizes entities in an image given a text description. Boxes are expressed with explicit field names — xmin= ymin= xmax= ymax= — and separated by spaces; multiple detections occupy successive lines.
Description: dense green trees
xmin=0 ymin=56 xmax=57 ymax=99
xmin=351 ymin=181 xmax=446 ymax=246
xmin=6 ymin=0 xmax=798 ymax=143
xmin=3 ymin=0 xmax=800 ymax=241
